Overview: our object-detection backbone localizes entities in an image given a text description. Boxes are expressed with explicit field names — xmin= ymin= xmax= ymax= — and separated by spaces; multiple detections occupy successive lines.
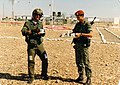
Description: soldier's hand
xmin=27 ymin=30 xmax=32 ymax=34
xmin=37 ymin=32 xmax=41 ymax=35
xmin=75 ymin=33 xmax=81 ymax=38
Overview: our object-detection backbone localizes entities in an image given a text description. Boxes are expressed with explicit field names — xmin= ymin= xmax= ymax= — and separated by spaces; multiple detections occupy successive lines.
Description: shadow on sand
xmin=0 ymin=73 xmax=85 ymax=84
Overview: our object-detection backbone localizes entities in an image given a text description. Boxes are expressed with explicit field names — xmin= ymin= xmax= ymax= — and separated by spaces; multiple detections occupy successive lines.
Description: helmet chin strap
xmin=31 ymin=18 xmax=39 ymax=25
xmin=32 ymin=17 xmax=40 ymax=22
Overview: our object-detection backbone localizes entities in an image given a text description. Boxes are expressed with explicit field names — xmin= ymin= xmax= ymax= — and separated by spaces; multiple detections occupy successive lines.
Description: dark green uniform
xmin=21 ymin=20 xmax=48 ymax=79
xmin=73 ymin=20 xmax=92 ymax=78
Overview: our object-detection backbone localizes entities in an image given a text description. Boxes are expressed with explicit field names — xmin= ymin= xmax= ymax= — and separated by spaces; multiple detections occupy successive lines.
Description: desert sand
xmin=0 ymin=22 xmax=120 ymax=85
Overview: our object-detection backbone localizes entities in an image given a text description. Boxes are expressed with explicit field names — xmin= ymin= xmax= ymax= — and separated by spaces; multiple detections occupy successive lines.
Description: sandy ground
xmin=109 ymin=28 xmax=120 ymax=36
xmin=0 ymin=22 xmax=120 ymax=85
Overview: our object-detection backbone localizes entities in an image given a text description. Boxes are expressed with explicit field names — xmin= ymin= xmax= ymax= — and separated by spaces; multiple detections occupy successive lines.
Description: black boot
xmin=41 ymin=51 xmax=48 ymax=80
xmin=41 ymin=74 xmax=49 ymax=80
xmin=75 ymin=75 xmax=83 ymax=82
xmin=27 ymin=77 xmax=34 ymax=84
xmin=85 ymin=77 xmax=91 ymax=85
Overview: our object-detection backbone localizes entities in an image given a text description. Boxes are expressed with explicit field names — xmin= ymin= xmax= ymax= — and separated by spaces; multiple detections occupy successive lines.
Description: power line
xmin=118 ymin=0 xmax=120 ymax=3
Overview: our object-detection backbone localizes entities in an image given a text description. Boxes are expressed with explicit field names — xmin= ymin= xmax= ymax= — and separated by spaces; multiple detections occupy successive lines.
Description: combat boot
xmin=41 ymin=73 xmax=49 ymax=80
xmin=28 ymin=77 xmax=34 ymax=84
xmin=85 ymin=77 xmax=91 ymax=85
xmin=75 ymin=75 xmax=83 ymax=82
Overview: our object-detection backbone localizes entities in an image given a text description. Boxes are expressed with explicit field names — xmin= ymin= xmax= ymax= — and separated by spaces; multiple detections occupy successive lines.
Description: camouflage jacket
xmin=21 ymin=19 xmax=45 ymax=45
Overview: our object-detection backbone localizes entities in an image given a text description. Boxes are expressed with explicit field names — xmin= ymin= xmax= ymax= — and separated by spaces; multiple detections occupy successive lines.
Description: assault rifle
xmin=90 ymin=17 xmax=96 ymax=25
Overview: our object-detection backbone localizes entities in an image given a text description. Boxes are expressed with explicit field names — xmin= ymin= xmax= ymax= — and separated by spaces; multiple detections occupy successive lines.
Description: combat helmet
xmin=32 ymin=8 xmax=43 ymax=17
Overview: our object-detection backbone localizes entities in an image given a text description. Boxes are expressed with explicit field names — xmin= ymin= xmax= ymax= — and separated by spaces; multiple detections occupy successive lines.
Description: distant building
xmin=114 ymin=17 xmax=120 ymax=25
xmin=88 ymin=17 xmax=114 ymax=23
xmin=15 ymin=15 xmax=31 ymax=20
xmin=85 ymin=17 xmax=99 ymax=22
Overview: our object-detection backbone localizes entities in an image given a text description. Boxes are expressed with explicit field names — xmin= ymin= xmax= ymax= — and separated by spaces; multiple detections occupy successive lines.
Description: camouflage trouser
xmin=27 ymin=43 xmax=48 ymax=78
xmin=74 ymin=43 xmax=92 ymax=78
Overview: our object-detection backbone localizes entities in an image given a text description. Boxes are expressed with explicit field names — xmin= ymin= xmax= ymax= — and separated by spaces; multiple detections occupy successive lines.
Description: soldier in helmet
xmin=72 ymin=10 xmax=92 ymax=85
xmin=21 ymin=8 xmax=48 ymax=84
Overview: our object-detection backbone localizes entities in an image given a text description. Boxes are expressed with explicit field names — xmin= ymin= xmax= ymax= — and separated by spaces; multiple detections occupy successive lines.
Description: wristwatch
xmin=80 ymin=33 xmax=82 ymax=36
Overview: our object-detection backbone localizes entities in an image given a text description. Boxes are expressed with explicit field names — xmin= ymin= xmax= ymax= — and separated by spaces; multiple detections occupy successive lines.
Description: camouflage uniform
xmin=21 ymin=18 xmax=48 ymax=79
xmin=73 ymin=20 xmax=92 ymax=79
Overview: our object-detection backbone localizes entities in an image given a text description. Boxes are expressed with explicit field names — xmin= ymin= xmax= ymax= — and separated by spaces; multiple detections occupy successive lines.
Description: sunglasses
xmin=76 ymin=14 xmax=84 ymax=16
xmin=34 ymin=14 xmax=43 ymax=17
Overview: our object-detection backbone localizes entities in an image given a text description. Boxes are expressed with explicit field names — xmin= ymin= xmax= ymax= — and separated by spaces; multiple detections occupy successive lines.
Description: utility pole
xmin=51 ymin=0 xmax=54 ymax=26
xmin=12 ymin=0 xmax=14 ymax=18
xmin=49 ymin=4 xmax=51 ymax=17
xmin=3 ymin=3 xmax=4 ymax=18
xmin=9 ymin=0 xmax=15 ymax=18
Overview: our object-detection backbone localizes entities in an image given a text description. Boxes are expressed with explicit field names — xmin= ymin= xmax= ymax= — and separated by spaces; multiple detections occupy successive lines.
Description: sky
xmin=0 ymin=0 xmax=120 ymax=19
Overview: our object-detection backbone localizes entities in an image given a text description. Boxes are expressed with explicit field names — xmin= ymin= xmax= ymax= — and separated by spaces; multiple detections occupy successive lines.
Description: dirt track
xmin=0 ymin=22 xmax=120 ymax=85
xmin=99 ymin=28 xmax=120 ymax=43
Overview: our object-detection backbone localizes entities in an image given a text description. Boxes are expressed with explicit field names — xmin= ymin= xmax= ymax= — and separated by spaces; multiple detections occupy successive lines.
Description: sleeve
xmin=72 ymin=23 xmax=78 ymax=33
xmin=21 ymin=22 xmax=29 ymax=36
xmin=86 ymin=22 xmax=92 ymax=33
xmin=39 ymin=22 xmax=45 ymax=37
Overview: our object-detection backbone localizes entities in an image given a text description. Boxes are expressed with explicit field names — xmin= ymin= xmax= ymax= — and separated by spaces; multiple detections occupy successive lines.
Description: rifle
xmin=90 ymin=17 xmax=96 ymax=25
xmin=71 ymin=17 xmax=96 ymax=44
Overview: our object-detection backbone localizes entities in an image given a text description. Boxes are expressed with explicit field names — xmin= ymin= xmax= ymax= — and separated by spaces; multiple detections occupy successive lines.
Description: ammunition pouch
xmin=25 ymin=31 xmax=43 ymax=45
xmin=29 ymin=39 xmax=37 ymax=45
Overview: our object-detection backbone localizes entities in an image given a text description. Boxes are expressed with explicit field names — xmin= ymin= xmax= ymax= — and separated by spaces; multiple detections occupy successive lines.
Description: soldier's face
xmin=34 ymin=14 xmax=41 ymax=21
xmin=76 ymin=15 xmax=84 ymax=22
